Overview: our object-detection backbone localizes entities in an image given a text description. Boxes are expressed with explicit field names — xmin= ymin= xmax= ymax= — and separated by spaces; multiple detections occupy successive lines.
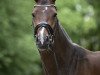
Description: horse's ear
xmin=52 ymin=0 xmax=56 ymax=3
xmin=34 ymin=0 xmax=38 ymax=2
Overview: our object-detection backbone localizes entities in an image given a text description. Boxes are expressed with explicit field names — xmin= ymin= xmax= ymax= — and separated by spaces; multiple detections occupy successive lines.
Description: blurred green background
xmin=0 ymin=0 xmax=100 ymax=75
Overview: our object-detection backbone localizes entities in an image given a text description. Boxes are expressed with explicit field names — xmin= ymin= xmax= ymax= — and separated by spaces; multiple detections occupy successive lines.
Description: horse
xmin=32 ymin=0 xmax=100 ymax=75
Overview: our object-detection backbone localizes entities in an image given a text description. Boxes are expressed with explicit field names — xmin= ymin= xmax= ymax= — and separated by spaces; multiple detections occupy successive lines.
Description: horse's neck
xmin=39 ymin=21 xmax=87 ymax=75
xmin=53 ymin=21 xmax=74 ymax=57
xmin=53 ymin=21 xmax=78 ymax=74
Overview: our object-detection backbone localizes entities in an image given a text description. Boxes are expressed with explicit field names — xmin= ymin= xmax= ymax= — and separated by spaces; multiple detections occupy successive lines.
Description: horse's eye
xmin=53 ymin=13 xmax=57 ymax=17
xmin=32 ymin=13 xmax=35 ymax=17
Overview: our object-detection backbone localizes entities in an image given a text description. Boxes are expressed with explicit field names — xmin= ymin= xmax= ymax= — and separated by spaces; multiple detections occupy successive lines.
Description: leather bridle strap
xmin=34 ymin=4 xmax=57 ymax=10
xmin=34 ymin=4 xmax=56 ymax=7
xmin=34 ymin=23 xmax=54 ymax=37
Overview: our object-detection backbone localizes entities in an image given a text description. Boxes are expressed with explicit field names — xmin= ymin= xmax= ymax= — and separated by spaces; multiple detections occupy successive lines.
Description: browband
xmin=34 ymin=4 xmax=56 ymax=7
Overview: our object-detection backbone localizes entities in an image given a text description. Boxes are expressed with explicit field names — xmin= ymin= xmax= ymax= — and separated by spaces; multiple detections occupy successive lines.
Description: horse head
xmin=32 ymin=0 xmax=57 ymax=50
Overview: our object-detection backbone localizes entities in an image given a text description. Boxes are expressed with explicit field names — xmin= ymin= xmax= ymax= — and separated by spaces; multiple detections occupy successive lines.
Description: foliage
xmin=0 ymin=0 xmax=42 ymax=75
xmin=0 ymin=0 xmax=99 ymax=75
xmin=56 ymin=0 xmax=99 ymax=51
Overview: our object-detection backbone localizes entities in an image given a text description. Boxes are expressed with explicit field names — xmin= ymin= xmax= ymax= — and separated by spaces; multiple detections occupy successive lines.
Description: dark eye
xmin=53 ymin=13 xmax=57 ymax=17
xmin=32 ymin=13 xmax=35 ymax=17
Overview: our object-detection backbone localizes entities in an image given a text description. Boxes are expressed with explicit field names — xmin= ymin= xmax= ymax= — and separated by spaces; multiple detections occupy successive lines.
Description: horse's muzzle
xmin=36 ymin=36 xmax=49 ymax=49
xmin=35 ymin=27 xmax=53 ymax=50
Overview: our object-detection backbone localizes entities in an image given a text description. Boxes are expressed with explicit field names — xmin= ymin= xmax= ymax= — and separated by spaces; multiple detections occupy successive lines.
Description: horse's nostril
xmin=46 ymin=36 xmax=49 ymax=41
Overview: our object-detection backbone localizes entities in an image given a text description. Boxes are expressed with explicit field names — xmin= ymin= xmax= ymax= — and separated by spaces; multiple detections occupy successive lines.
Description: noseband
xmin=34 ymin=23 xmax=54 ymax=37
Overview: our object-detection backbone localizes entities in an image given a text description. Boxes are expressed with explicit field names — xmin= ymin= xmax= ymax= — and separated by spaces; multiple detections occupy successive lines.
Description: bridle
xmin=33 ymin=4 xmax=57 ymax=49
xmin=33 ymin=4 xmax=56 ymax=36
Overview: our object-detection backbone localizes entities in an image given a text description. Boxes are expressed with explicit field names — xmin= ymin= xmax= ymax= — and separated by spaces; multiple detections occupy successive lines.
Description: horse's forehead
xmin=34 ymin=7 xmax=53 ymax=13
xmin=35 ymin=0 xmax=56 ymax=4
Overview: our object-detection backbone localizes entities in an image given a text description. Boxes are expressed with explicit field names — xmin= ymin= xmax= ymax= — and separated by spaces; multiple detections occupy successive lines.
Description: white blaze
xmin=42 ymin=7 xmax=48 ymax=13
xmin=38 ymin=27 xmax=45 ymax=45
xmin=45 ymin=7 xmax=48 ymax=10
